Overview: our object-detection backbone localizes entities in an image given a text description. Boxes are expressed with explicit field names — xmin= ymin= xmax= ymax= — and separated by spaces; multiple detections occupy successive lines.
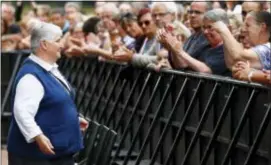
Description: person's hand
xmin=113 ymin=46 xmax=134 ymax=62
xmin=232 ymin=61 xmax=251 ymax=81
xmin=69 ymin=37 xmax=85 ymax=47
xmin=79 ymin=117 xmax=89 ymax=132
xmin=157 ymin=28 xmax=170 ymax=48
xmin=65 ymin=45 xmax=85 ymax=57
xmin=212 ymin=21 xmax=229 ymax=34
xmin=2 ymin=34 xmax=22 ymax=42
xmin=82 ymin=43 xmax=100 ymax=55
xmin=232 ymin=61 xmax=246 ymax=73
xmin=158 ymin=29 xmax=182 ymax=52
xmin=154 ymin=59 xmax=172 ymax=72
xmin=34 ymin=134 xmax=55 ymax=155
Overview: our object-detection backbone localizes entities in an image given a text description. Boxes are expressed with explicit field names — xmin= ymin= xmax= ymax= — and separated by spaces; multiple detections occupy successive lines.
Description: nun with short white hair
xmin=7 ymin=20 xmax=88 ymax=165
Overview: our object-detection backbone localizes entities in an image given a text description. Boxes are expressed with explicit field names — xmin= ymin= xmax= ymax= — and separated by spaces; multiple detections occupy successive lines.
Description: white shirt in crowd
xmin=14 ymin=54 xmax=70 ymax=143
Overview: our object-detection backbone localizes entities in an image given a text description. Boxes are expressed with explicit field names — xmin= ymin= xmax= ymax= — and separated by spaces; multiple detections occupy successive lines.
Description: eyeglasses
xmin=139 ymin=20 xmax=151 ymax=27
xmin=152 ymin=12 xmax=170 ymax=18
xmin=188 ymin=10 xmax=203 ymax=15
xmin=242 ymin=10 xmax=252 ymax=18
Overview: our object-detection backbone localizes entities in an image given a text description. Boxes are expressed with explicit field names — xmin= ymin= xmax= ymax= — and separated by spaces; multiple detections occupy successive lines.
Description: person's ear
xmin=40 ymin=40 xmax=48 ymax=50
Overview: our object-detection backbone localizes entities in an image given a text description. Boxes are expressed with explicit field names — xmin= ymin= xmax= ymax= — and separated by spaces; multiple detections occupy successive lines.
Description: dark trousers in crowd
xmin=8 ymin=153 xmax=74 ymax=165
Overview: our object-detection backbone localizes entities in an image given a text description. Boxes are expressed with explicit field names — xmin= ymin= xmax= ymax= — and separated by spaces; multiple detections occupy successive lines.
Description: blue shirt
xmin=251 ymin=43 xmax=271 ymax=70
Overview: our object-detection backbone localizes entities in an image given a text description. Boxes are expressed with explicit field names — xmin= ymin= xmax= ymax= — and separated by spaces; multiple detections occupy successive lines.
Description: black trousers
xmin=8 ymin=153 xmax=74 ymax=165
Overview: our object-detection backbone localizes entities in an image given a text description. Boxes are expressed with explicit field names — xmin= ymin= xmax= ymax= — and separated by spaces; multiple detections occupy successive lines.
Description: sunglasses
xmin=188 ymin=10 xmax=203 ymax=15
xmin=139 ymin=20 xmax=151 ymax=27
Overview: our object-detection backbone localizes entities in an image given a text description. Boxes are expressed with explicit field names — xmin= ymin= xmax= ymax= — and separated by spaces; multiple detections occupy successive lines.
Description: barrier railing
xmin=1 ymin=52 xmax=271 ymax=165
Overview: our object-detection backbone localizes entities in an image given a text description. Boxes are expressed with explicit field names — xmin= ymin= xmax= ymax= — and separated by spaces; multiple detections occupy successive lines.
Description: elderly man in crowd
xmin=151 ymin=2 xmax=191 ymax=40
xmin=64 ymin=2 xmax=85 ymax=28
xmin=7 ymin=20 xmax=88 ymax=165
xmin=166 ymin=1 xmax=212 ymax=70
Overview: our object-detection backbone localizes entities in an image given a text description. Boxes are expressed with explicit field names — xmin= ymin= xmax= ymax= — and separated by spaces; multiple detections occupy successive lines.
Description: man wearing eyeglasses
xmin=151 ymin=2 xmax=191 ymax=41
xmin=166 ymin=1 xmax=212 ymax=69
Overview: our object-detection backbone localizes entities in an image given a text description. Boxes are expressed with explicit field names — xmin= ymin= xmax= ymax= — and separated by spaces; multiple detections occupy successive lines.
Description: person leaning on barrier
xmin=212 ymin=11 xmax=271 ymax=71
xmin=7 ymin=20 xmax=88 ymax=165
xmin=113 ymin=8 xmax=160 ymax=68
xmin=120 ymin=12 xmax=145 ymax=53
xmin=65 ymin=17 xmax=114 ymax=60
xmin=163 ymin=1 xmax=211 ymax=70
xmin=158 ymin=8 xmax=231 ymax=76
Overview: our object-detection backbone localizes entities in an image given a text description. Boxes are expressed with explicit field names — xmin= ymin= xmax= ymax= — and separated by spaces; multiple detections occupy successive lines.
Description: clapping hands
xmin=157 ymin=28 xmax=183 ymax=53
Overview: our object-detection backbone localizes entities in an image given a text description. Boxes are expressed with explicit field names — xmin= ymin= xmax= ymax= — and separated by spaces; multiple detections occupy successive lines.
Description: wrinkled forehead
xmin=191 ymin=2 xmax=207 ymax=12
xmin=242 ymin=2 xmax=261 ymax=12
xmin=152 ymin=4 xmax=167 ymax=13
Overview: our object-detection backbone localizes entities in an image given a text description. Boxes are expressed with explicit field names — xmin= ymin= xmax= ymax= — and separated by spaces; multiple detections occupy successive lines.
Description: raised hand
xmin=65 ymin=45 xmax=85 ymax=57
xmin=212 ymin=21 xmax=229 ymax=33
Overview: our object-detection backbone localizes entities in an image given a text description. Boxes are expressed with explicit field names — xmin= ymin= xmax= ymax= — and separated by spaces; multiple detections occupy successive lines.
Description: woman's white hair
xmin=29 ymin=20 xmax=62 ymax=53
xmin=151 ymin=2 xmax=178 ymax=20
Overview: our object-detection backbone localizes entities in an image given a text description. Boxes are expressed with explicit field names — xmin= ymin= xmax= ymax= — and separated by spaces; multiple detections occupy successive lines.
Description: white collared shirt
xmin=14 ymin=54 xmax=70 ymax=143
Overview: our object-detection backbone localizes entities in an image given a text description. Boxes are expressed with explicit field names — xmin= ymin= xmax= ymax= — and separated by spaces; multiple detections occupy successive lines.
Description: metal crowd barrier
xmin=1 ymin=52 xmax=271 ymax=165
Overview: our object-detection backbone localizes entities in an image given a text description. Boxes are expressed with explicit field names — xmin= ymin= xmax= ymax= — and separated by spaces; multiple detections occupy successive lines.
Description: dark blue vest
xmin=7 ymin=58 xmax=83 ymax=159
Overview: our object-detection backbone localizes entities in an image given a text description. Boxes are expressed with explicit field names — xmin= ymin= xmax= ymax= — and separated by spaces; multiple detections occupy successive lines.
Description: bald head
xmin=242 ymin=2 xmax=263 ymax=20
xmin=191 ymin=1 xmax=212 ymax=12
xmin=189 ymin=1 xmax=212 ymax=31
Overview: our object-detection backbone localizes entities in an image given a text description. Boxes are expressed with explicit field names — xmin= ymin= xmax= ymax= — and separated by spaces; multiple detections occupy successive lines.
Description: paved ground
xmin=1 ymin=148 xmax=8 ymax=165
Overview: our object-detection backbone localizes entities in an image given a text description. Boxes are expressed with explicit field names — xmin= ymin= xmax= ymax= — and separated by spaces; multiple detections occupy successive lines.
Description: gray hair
xmin=102 ymin=2 xmax=120 ymax=18
xmin=204 ymin=9 xmax=229 ymax=25
xmin=151 ymin=2 xmax=178 ymax=19
xmin=29 ymin=20 xmax=62 ymax=53
xmin=64 ymin=2 xmax=81 ymax=12
xmin=176 ymin=3 xmax=185 ymax=15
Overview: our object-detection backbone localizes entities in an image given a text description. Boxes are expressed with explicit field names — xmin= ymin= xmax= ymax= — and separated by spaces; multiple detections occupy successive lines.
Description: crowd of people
xmin=1 ymin=1 xmax=271 ymax=85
